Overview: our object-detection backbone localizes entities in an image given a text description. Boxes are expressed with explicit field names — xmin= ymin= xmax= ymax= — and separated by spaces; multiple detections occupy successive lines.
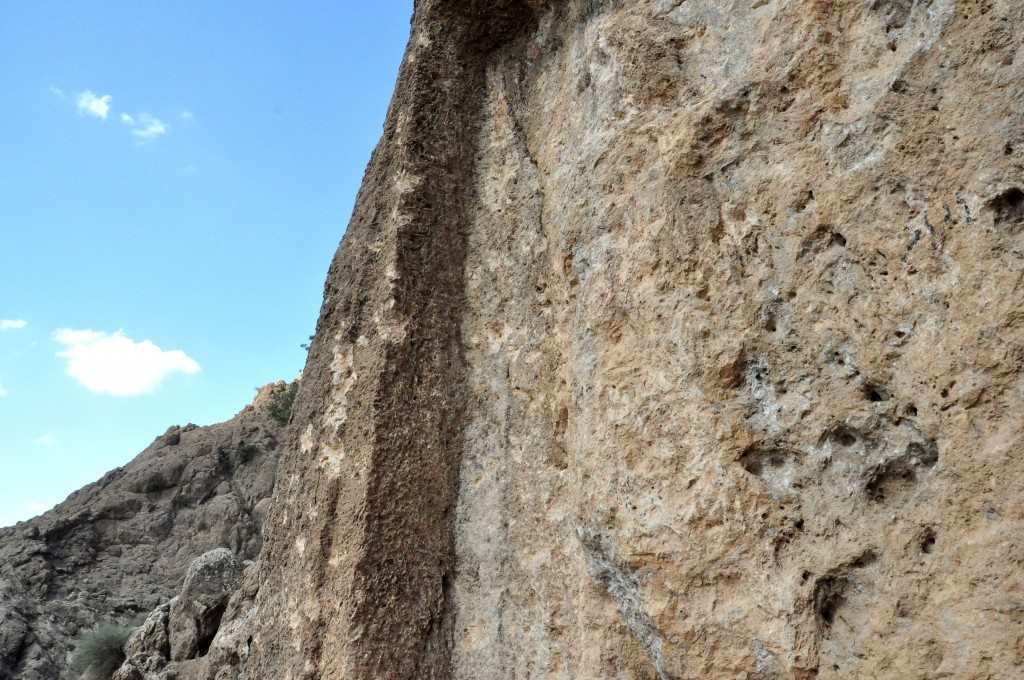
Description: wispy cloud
xmin=37 ymin=434 xmax=59 ymax=447
xmin=180 ymin=110 xmax=195 ymax=122
xmin=57 ymin=88 xmax=174 ymax=141
xmin=54 ymin=328 xmax=200 ymax=396
xmin=0 ymin=381 xmax=7 ymax=398
xmin=0 ymin=319 xmax=27 ymax=330
xmin=121 ymin=112 xmax=168 ymax=139
xmin=76 ymin=90 xmax=112 ymax=119
xmin=26 ymin=501 xmax=52 ymax=514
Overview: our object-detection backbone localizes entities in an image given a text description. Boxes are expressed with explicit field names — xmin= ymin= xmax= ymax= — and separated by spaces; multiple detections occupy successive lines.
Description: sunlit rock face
xmin=204 ymin=1 xmax=1024 ymax=678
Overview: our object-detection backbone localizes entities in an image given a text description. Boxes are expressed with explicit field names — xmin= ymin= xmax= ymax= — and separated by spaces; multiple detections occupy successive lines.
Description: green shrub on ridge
xmin=70 ymin=622 xmax=132 ymax=679
xmin=268 ymin=380 xmax=299 ymax=426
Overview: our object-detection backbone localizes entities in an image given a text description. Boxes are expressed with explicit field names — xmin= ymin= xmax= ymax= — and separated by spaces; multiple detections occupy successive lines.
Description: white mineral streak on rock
xmin=318 ymin=343 xmax=357 ymax=475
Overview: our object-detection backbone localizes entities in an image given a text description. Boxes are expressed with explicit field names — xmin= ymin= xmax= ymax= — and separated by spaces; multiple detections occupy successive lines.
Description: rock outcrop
xmin=167 ymin=548 xmax=244 ymax=663
xmin=197 ymin=1 xmax=1024 ymax=678
xmin=0 ymin=387 xmax=283 ymax=679
xmin=112 ymin=549 xmax=245 ymax=680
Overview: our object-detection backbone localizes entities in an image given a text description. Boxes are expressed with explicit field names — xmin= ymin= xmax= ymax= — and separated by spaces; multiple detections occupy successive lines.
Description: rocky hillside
xmin=0 ymin=386 xmax=284 ymax=679
xmin=188 ymin=1 xmax=1021 ymax=678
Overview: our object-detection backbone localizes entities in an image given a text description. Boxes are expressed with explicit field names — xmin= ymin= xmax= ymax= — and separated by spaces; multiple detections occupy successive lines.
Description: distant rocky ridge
xmin=0 ymin=386 xmax=284 ymax=679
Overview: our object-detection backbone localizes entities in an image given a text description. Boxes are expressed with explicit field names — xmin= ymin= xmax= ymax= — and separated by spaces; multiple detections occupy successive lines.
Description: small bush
xmin=235 ymin=444 xmax=260 ymax=464
xmin=71 ymin=622 xmax=132 ymax=679
xmin=143 ymin=472 xmax=167 ymax=494
xmin=268 ymin=380 xmax=299 ymax=426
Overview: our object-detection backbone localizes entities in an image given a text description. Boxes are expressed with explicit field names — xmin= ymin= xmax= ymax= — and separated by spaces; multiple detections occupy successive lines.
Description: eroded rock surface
xmin=0 ymin=388 xmax=282 ymax=679
xmin=205 ymin=1 xmax=1023 ymax=678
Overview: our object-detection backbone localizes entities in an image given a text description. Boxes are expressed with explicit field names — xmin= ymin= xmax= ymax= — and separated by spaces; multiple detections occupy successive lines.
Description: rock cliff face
xmin=0 ymin=388 xmax=282 ymax=679
xmin=197 ymin=1 xmax=1024 ymax=678
xmin=189 ymin=2 xmax=1024 ymax=678
xmin=21 ymin=0 xmax=1024 ymax=678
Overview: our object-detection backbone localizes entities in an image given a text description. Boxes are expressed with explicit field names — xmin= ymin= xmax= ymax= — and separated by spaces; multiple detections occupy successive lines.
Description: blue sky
xmin=0 ymin=2 xmax=412 ymax=526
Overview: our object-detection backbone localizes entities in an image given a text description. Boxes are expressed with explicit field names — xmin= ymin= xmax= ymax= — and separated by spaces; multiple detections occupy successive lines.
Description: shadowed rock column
xmin=233 ymin=3 xmax=542 ymax=679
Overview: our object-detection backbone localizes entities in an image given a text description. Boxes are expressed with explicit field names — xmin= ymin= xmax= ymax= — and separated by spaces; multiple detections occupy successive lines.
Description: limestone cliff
xmin=0 ymin=387 xmax=283 ymax=679
xmin=78 ymin=0 xmax=1024 ymax=678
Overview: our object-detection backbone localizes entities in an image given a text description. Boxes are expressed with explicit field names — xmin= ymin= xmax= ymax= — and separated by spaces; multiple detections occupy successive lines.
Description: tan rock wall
xmin=223 ymin=1 xmax=1024 ymax=678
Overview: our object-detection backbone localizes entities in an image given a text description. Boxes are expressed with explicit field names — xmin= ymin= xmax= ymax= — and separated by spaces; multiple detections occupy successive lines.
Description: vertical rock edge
xmin=236 ymin=3 xmax=543 ymax=678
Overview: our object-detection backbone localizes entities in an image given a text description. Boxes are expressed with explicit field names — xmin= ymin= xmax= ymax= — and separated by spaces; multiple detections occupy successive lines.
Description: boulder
xmin=168 ymin=550 xmax=243 ymax=662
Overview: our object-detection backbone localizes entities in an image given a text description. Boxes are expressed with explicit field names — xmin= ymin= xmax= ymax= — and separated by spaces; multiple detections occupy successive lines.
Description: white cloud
xmin=121 ymin=112 xmax=168 ymax=139
xmin=0 ymin=319 xmax=27 ymax=330
xmin=180 ymin=110 xmax=195 ymax=122
xmin=54 ymin=328 xmax=200 ymax=396
xmin=64 ymin=90 xmax=172 ymax=140
xmin=0 ymin=381 xmax=7 ymax=398
xmin=76 ymin=90 xmax=112 ymax=119
xmin=26 ymin=501 xmax=52 ymax=514
xmin=37 ymin=434 xmax=59 ymax=447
